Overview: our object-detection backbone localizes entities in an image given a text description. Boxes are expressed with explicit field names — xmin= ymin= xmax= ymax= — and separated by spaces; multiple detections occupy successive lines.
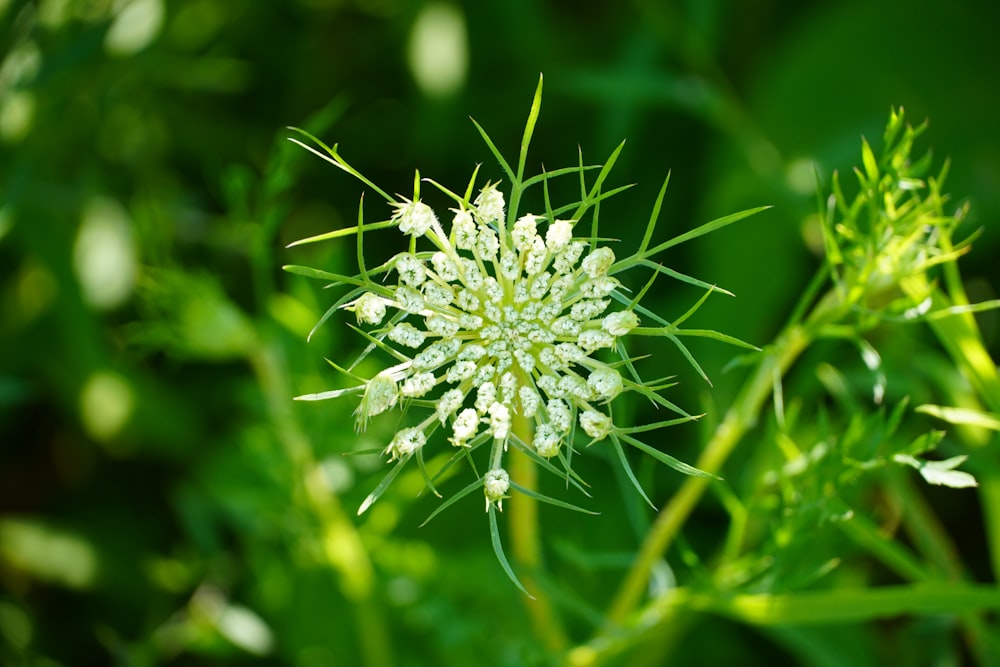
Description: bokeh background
xmin=2 ymin=1 xmax=999 ymax=665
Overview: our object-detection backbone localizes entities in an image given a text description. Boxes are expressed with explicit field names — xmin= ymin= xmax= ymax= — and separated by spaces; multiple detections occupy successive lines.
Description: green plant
xmin=288 ymin=80 xmax=1000 ymax=665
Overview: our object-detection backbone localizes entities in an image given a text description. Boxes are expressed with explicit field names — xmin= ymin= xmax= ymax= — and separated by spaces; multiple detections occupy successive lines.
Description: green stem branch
xmin=605 ymin=287 xmax=843 ymax=625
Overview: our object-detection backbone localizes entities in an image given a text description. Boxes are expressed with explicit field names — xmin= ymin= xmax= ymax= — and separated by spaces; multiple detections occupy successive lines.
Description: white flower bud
xmin=545 ymin=220 xmax=574 ymax=251
xmin=579 ymin=410 xmax=612 ymax=440
xmin=570 ymin=299 xmax=611 ymax=322
xmin=588 ymin=367 xmax=623 ymax=401
xmin=451 ymin=407 xmax=479 ymax=445
xmin=533 ymin=424 xmax=560 ymax=458
xmin=477 ymin=227 xmax=499 ymax=260
xmin=483 ymin=468 xmax=510 ymax=510
xmin=475 ymin=184 xmax=506 ymax=224
xmin=519 ymin=385 xmax=540 ymax=418
xmin=582 ymin=276 xmax=621 ymax=298
xmin=455 ymin=288 xmax=480 ymax=311
xmin=603 ymin=310 xmax=640 ymax=336
xmin=394 ymin=252 xmax=426 ymax=286
xmin=401 ymin=371 xmax=436 ymax=397
xmin=558 ymin=374 xmax=590 ymax=400
xmin=524 ymin=236 xmax=547 ymax=275
xmin=547 ymin=398 xmax=572 ymax=434
xmin=488 ymin=401 xmax=511 ymax=440
xmin=348 ymin=292 xmax=388 ymax=325
xmin=475 ymin=381 xmax=497 ymax=414
xmin=394 ymin=285 xmax=425 ymax=314
xmin=393 ymin=200 xmax=436 ymax=237
xmin=452 ymin=208 xmax=477 ymax=249
xmin=355 ymin=370 xmax=399 ymax=430
xmin=553 ymin=241 xmax=585 ymax=274
xmin=445 ymin=360 xmax=476 ymax=383
xmin=388 ymin=322 xmax=426 ymax=348
xmin=423 ymin=282 xmax=454 ymax=307
xmin=462 ymin=262 xmax=486 ymax=292
xmin=426 ymin=314 xmax=460 ymax=337
xmin=582 ymin=247 xmax=615 ymax=278
xmin=529 ymin=272 xmax=551 ymax=300
xmin=386 ymin=427 xmax=426 ymax=460
xmin=436 ymin=388 xmax=465 ymax=423
xmin=551 ymin=317 xmax=582 ymax=337
xmin=578 ymin=329 xmax=614 ymax=352
xmin=431 ymin=251 xmax=459 ymax=281
xmin=555 ymin=343 xmax=584 ymax=365
xmin=512 ymin=215 xmax=539 ymax=252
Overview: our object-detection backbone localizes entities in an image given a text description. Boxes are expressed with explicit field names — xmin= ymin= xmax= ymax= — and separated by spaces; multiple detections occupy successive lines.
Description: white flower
xmin=512 ymin=215 xmax=539 ymax=251
xmin=355 ymin=369 xmax=399 ymax=429
xmin=488 ymin=401 xmax=511 ymax=440
xmin=388 ymin=322 xmax=426 ymax=348
xmin=295 ymin=144 xmax=710 ymax=519
xmin=603 ymin=310 xmax=640 ymax=336
xmin=452 ymin=208 xmax=477 ymax=249
xmin=533 ymin=424 xmax=561 ymax=458
xmin=451 ymin=407 xmax=480 ymax=446
xmin=545 ymin=219 xmax=574 ymax=251
xmin=392 ymin=199 xmax=437 ymax=237
xmin=483 ymin=468 xmax=510 ymax=510
xmin=386 ymin=427 xmax=426 ymax=460
xmin=582 ymin=246 xmax=615 ymax=278
xmin=347 ymin=292 xmax=388 ymax=325
xmin=474 ymin=183 xmax=506 ymax=224
xmin=580 ymin=410 xmax=612 ymax=440
xmin=588 ymin=367 xmax=623 ymax=401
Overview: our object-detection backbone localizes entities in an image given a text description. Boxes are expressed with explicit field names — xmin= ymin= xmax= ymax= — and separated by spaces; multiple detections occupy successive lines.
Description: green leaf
xmin=281 ymin=264 xmax=367 ymax=288
xmin=516 ymin=73 xmax=544 ymax=183
xmin=420 ymin=477 xmax=483 ymax=527
xmin=509 ymin=481 xmax=598 ymax=515
xmin=640 ymin=206 xmax=771 ymax=258
xmin=916 ymin=404 xmax=1000 ymax=431
xmin=471 ymin=118 xmax=515 ymax=185
xmin=286 ymin=133 xmax=393 ymax=202
xmin=638 ymin=172 xmax=671 ymax=255
xmin=286 ymin=219 xmax=398 ymax=248
xmin=860 ymin=137 xmax=879 ymax=183
xmin=608 ymin=434 xmax=656 ymax=510
xmin=293 ymin=385 xmax=364 ymax=401
xmin=618 ymin=432 xmax=718 ymax=479
xmin=358 ymin=456 xmax=409 ymax=515
xmin=489 ymin=505 xmax=533 ymax=597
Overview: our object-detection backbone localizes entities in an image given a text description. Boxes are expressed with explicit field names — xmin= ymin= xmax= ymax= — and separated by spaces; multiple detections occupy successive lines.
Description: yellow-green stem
xmin=605 ymin=321 xmax=813 ymax=625
xmin=510 ymin=411 xmax=568 ymax=652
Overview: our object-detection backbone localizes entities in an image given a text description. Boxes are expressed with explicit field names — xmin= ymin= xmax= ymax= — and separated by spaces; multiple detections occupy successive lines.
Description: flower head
xmin=288 ymin=78 xmax=759 ymax=521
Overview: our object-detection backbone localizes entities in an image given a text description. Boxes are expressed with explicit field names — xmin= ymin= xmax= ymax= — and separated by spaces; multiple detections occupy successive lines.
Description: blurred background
xmin=2 ymin=1 xmax=999 ymax=665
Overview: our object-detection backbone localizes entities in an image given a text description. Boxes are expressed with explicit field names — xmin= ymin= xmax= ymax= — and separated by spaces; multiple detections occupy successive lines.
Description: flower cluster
xmin=346 ymin=183 xmax=640 ymax=509
xmin=287 ymin=79 xmax=760 ymax=520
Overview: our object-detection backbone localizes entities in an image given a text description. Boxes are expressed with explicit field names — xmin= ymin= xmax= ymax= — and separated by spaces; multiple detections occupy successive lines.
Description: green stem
xmin=249 ymin=342 xmax=393 ymax=667
xmin=604 ymin=284 xmax=852 ymax=626
xmin=911 ymin=277 xmax=1000 ymax=582
xmin=509 ymin=411 xmax=568 ymax=652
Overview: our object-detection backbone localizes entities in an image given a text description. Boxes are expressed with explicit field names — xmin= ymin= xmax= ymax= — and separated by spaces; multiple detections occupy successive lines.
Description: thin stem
xmin=604 ymin=287 xmax=845 ymax=625
xmin=509 ymin=411 xmax=568 ymax=652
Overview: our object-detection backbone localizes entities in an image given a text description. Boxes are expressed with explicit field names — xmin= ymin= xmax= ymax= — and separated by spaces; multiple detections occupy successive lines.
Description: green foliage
xmin=2 ymin=2 xmax=1000 ymax=667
